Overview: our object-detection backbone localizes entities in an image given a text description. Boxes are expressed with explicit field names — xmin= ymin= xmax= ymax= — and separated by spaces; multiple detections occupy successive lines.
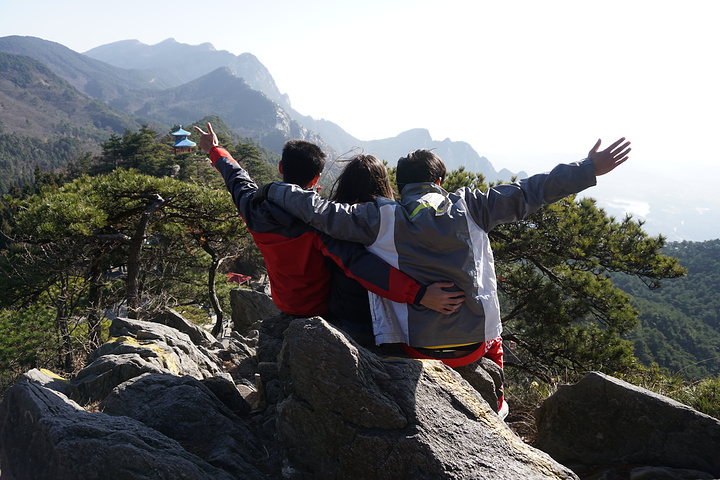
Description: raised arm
xmin=463 ymin=137 xmax=630 ymax=231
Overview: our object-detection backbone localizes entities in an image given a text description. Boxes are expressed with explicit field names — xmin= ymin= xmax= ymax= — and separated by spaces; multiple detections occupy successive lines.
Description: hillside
xmin=0 ymin=51 xmax=151 ymax=192
xmin=0 ymin=36 xmax=172 ymax=102
xmin=614 ymin=239 xmax=720 ymax=378
xmin=1 ymin=36 xmax=712 ymax=240
xmin=110 ymin=67 xmax=328 ymax=155
xmin=69 ymin=37 xmax=525 ymax=180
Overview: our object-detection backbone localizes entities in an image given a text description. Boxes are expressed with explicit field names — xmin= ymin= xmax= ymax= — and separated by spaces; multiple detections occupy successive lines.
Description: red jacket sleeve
xmin=315 ymin=231 xmax=424 ymax=305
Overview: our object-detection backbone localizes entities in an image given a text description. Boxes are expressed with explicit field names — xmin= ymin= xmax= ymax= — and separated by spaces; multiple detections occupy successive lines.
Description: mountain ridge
xmin=0 ymin=35 xmax=519 ymax=182
xmin=79 ymin=37 xmax=519 ymax=180
xmin=3 ymin=35 xmax=712 ymax=242
xmin=84 ymin=38 xmax=290 ymax=110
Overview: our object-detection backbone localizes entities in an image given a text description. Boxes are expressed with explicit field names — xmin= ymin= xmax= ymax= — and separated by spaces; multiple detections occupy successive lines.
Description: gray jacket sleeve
xmin=464 ymin=158 xmax=597 ymax=231
xmin=267 ymin=183 xmax=382 ymax=245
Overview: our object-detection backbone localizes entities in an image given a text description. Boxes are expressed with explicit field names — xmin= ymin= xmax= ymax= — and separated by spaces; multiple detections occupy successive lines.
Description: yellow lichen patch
xmin=145 ymin=343 xmax=181 ymax=375
xmin=39 ymin=368 xmax=69 ymax=382
xmin=107 ymin=336 xmax=141 ymax=346
xmin=420 ymin=360 xmax=569 ymax=478
xmin=420 ymin=360 xmax=492 ymax=421
xmin=106 ymin=336 xmax=180 ymax=375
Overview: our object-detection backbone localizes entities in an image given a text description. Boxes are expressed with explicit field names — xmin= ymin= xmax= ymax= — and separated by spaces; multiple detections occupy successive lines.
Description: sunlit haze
xmin=2 ymin=0 xmax=718 ymax=240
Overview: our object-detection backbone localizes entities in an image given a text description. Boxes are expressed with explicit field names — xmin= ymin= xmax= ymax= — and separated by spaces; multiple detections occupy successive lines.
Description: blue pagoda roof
xmin=172 ymin=127 xmax=192 ymax=136
xmin=174 ymin=139 xmax=196 ymax=147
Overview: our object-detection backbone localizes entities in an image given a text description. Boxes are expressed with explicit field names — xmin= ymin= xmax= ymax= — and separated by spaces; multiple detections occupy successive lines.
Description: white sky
xmin=2 ymin=0 xmax=719 ymax=239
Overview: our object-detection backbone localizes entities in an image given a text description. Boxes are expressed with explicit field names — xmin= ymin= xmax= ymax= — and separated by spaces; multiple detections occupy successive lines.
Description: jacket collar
xmin=400 ymin=183 xmax=452 ymax=218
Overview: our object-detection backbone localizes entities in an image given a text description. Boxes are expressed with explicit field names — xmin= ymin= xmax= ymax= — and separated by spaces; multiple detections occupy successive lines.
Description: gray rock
xmin=68 ymin=317 xmax=231 ymax=404
xmin=200 ymin=375 xmax=252 ymax=416
xmin=230 ymin=287 xmax=280 ymax=336
xmin=454 ymin=356 xmax=504 ymax=413
xmin=69 ymin=352 xmax=168 ymax=404
xmin=110 ymin=317 xmax=230 ymax=379
xmin=275 ymin=317 xmax=578 ymax=479
xmin=216 ymin=333 xmax=258 ymax=383
xmin=100 ymin=373 xmax=276 ymax=478
xmin=0 ymin=381 xmax=233 ymax=480
xmin=148 ymin=307 xmax=222 ymax=348
xmin=257 ymin=313 xmax=295 ymax=364
xmin=535 ymin=371 xmax=720 ymax=477
xmin=20 ymin=368 xmax=70 ymax=396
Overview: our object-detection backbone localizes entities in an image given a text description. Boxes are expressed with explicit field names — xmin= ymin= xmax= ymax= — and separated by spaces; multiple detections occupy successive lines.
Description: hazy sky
xmin=2 ymin=0 xmax=719 ymax=239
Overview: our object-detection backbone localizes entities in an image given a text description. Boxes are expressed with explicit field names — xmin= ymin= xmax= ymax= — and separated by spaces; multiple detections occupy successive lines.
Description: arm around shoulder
xmin=266 ymin=183 xmax=382 ymax=245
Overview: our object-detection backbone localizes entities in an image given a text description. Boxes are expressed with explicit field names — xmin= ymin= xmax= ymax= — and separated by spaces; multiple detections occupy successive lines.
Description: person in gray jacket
xmin=256 ymin=137 xmax=630 ymax=412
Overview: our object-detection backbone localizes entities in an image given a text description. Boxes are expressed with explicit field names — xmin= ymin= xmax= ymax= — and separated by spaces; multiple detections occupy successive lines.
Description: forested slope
xmin=614 ymin=239 xmax=720 ymax=378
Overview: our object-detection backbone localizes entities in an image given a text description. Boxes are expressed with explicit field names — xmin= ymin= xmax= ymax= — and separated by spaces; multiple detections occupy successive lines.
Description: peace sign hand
xmin=193 ymin=122 xmax=219 ymax=153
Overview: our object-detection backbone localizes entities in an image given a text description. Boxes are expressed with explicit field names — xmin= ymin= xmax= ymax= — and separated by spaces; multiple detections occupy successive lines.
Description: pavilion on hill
xmin=171 ymin=126 xmax=196 ymax=154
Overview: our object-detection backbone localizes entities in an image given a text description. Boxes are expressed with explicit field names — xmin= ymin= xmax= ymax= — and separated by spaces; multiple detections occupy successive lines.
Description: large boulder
xmin=535 ymin=371 xmax=720 ymax=477
xmin=0 ymin=381 xmax=233 ymax=480
xmin=454 ymin=356 xmax=504 ymax=413
xmin=274 ymin=317 xmax=578 ymax=479
xmin=230 ymin=287 xmax=280 ymax=336
xmin=68 ymin=317 xmax=231 ymax=404
xmin=100 ymin=373 xmax=277 ymax=478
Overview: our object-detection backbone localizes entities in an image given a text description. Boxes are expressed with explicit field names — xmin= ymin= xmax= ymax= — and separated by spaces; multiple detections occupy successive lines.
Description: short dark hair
xmin=396 ymin=149 xmax=446 ymax=193
xmin=330 ymin=155 xmax=394 ymax=204
xmin=281 ymin=139 xmax=326 ymax=187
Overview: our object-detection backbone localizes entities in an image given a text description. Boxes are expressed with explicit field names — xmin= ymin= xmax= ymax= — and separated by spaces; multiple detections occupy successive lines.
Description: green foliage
xmin=227 ymin=142 xmax=280 ymax=185
xmin=614 ymin=239 xmax=720 ymax=378
xmin=91 ymin=125 xmax=169 ymax=176
xmin=0 ymin=304 xmax=56 ymax=372
xmin=0 ymin=118 xmax=702 ymax=413
xmin=0 ymin=304 xmax=58 ymax=393
xmin=1 ymin=123 xmax=267 ymax=360
xmin=0 ymin=133 xmax=85 ymax=194
xmin=495 ymin=197 xmax=683 ymax=381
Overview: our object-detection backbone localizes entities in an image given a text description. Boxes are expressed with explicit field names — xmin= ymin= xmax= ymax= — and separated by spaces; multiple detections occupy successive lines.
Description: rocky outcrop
xmin=274 ymin=317 xmax=576 ymax=479
xmin=148 ymin=306 xmax=222 ymax=348
xmin=67 ymin=317 xmax=231 ymax=404
xmin=535 ymin=371 xmax=720 ymax=479
xmin=2 ymin=290 xmax=720 ymax=479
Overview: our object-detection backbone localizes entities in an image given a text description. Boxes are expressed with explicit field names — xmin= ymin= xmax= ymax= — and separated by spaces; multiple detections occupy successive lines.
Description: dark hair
xmin=281 ymin=139 xmax=326 ymax=187
xmin=396 ymin=149 xmax=446 ymax=193
xmin=330 ymin=154 xmax=394 ymax=204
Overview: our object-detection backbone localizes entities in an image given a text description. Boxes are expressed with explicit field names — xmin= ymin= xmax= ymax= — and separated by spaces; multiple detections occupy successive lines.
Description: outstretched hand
xmin=589 ymin=137 xmax=631 ymax=176
xmin=193 ymin=122 xmax=219 ymax=153
xmin=420 ymin=282 xmax=466 ymax=315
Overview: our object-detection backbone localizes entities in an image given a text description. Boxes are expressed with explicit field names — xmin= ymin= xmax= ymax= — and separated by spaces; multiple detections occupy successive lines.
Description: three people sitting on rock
xmin=196 ymin=122 xmax=630 ymax=417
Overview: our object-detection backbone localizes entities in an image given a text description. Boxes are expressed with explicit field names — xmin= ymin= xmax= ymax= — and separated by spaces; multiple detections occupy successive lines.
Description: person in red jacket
xmin=194 ymin=123 xmax=463 ymax=338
